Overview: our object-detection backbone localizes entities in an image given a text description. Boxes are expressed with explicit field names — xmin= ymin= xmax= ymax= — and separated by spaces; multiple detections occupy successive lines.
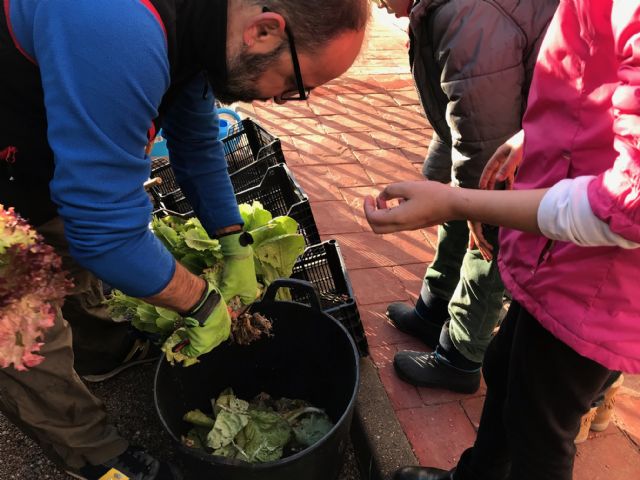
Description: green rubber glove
xmin=181 ymin=283 xmax=231 ymax=358
xmin=219 ymin=232 xmax=259 ymax=305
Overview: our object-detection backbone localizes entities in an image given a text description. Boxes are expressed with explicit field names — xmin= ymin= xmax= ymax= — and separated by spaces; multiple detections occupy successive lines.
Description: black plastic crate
xmin=291 ymin=240 xmax=368 ymax=357
xmin=224 ymin=119 xmax=277 ymax=174
xmin=148 ymin=118 xmax=275 ymax=190
xmin=148 ymin=120 xmax=283 ymax=205
xmin=149 ymin=157 xmax=180 ymax=196
xmin=154 ymin=193 xmax=194 ymax=219
xmin=236 ymin=164 xmax=320 ymax=246
xmin=228 ymin=139 xmax=285 ymax=192
xmin=155 ymin=165 xmax=321 ymax=246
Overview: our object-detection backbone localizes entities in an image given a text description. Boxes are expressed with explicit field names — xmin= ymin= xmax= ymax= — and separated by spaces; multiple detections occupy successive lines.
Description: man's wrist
xmin=184 ymin=283 xmax=222 ymax=327
xmin=214 ymin=224 xmax=243 ymax=238
xmin=184 ymin=280 xmax=210 ymax=316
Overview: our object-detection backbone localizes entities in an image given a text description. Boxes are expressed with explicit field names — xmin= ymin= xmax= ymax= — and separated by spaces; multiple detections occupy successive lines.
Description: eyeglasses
xmin=263 ymin=7 xmax=310 ymax=101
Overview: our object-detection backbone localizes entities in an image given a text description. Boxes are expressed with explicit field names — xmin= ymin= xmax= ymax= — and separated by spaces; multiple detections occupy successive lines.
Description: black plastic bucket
xmin=154 ymin=279 xmax=360 ymax=480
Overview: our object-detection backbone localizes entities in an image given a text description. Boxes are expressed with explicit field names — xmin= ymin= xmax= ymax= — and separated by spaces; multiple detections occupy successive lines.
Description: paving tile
xmin=252 ymin=101 xmax=315 ymax=119
xmin=391 ymin=89 xmax=421 ymax=106
xmin=370 ymin=128 xmax=433 ymax=150
xmin=291 ymin=134 xmax=350 ymax=157
xmin=289 ymin=164 xmax=372 ymax=203
xmin=369 ymin=344 xmax=396 ymax=368
xmin=255 ymin=116 xmax=325 ymax=137
xmin=461 ymin=396 xmax=486 ymax=431
xmin=288 ymin=165 xmax=342 ymax=202
xmin=574 ymin=432 xmax=640 ymax=479
xmin=392 ymin=263 xmax=428 ymax=302
xmin=334 ymin=100 xmax=384 ymax=117
xmin=329 ymin=163 xmax=373 ymax=187
xmin=354 ymin=149 xmax=425 ymax=184
xmin=277 ymin=135 xmax=296 ymax=151
xmin=307 ymin=96 xmax=350 ymax=116
xmin=280 ymin=149 xmax=304 ymax=166
xmin=350 ymin=267 xmax=409 ymax=305
xmin=298 ymin=149 xmax=359 ymax=166
xmin=401 ymin=146 xmax=429 ymax=164
xmin=614 ymin=393 xmax=640 ymax=447
xmin=318 ymin=113 xmax=390 ymax=134
xmin=337 ymin=93 xmax=401 ymax=116
xmin=375 ymin=76 xmax=416 ymax=91
xmin=338 ymin=131 xmax=381 ymax=151
xmin=360 ymin=303 xmax=415 ymax=348
xmin=313 ymin=76 xmax=386 ymax=97
xmin=310 ymin=201 xmax=363 ymax=235
xmin=379 ymin=106 xmax=430 ymax=130
xmin=378 ymin=361 xmax=424 ymax=410
xmin=330 ymin=231 xmax=435 ymax=270
xmin=396 ymin=404 xmax=477 ymax=469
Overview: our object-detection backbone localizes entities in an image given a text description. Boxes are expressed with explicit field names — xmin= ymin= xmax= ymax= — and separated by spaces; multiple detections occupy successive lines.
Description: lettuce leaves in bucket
xmin=182 ymin=389 xmax=333 ymax=463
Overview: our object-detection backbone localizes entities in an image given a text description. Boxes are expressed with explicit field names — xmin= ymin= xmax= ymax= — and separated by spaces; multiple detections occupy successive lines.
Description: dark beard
xmin=208 ymin=42 xmax=287 ymax=104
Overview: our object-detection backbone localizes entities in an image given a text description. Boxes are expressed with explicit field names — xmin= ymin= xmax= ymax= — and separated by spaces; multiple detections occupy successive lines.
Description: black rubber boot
xmin=394 ymin=466 xmax=455 ymax=480
xmin=393 ymin=350 xmax=481 ymax=393
xmin=386 ymin=294 xmax=449 ymax=349
xmin=394 ymin=323 xmax=481 ymax=393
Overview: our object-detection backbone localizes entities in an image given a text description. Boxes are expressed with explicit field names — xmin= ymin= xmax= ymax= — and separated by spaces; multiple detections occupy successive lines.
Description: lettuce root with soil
xmin=107 ymin=202 xmax=306 ymax=366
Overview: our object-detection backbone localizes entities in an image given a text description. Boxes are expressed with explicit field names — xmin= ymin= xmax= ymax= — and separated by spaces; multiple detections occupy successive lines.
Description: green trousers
xmin=422 ymin=220 xmax=505 ymax=363
xmin=0 ymin=217 xmax=128 ymax=469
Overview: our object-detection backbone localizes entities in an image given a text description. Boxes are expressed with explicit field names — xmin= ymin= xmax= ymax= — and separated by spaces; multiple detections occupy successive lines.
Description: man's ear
xmin=243 ymin=12 xmax=286 ymax=53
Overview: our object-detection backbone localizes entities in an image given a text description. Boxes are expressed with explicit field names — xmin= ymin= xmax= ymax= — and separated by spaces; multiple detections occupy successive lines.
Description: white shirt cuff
xmin=537 ymin=176 xmax=640 ymax=249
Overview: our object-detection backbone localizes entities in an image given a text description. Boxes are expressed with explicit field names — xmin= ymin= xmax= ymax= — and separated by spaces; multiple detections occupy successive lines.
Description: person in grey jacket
xmin=378 ymin=0 xmax=558 ymax=393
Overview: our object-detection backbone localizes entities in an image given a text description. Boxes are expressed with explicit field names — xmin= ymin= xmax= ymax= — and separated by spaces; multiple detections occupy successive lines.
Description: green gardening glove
xmin=219 ymin=232 xmax=260 ymax=305
xmin=181 ymin=283 xmax=231 ymax=358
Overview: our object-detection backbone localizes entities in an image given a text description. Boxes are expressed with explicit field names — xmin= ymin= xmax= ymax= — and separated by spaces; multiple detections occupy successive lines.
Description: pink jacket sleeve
xmin=588 ymin=1 xmax=640 ymax=243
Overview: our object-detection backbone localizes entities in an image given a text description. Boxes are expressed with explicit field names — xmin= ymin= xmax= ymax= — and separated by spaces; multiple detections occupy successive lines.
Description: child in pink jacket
xmin=365 ymin=0 xmax=640 ymax=479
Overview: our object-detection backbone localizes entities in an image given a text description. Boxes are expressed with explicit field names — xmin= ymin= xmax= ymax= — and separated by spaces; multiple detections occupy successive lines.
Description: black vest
xmin=0 ymin=0 xmax=227 ymax=226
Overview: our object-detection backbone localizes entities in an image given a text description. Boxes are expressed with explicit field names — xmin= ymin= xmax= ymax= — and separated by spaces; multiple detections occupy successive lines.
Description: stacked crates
xmin=149 ymin=118 xmax=368 ymax=356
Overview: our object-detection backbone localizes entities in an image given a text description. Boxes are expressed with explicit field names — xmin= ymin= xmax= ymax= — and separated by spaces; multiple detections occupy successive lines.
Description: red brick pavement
xmin=245 ymin=8 xmax=640 ymax=478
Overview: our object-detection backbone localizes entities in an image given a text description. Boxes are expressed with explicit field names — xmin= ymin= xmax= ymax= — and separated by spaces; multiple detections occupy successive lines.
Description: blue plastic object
xmin=149 ymin=107 xmax=241 ymax=158
xmin=216 ymin=107 xmax=242 ymax=140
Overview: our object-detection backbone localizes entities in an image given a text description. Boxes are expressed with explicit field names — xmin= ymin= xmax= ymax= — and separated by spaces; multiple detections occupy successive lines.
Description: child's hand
xmin=468 ymin=221 xmax=494 ymax=261
xmin=468 ymin=130 xmax=525 ymax=260
xmin=364 ymin=181 xmax=457 ymax=234
xmin=480 ymin=130 xmax=525 ymax=191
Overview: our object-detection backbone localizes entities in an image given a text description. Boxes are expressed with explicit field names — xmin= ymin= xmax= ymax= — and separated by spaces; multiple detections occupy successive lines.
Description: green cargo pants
xmin=0 ymin=217 xmax=128 ymax=469
xmin=422 ymin=220 xmax=505 ymax=363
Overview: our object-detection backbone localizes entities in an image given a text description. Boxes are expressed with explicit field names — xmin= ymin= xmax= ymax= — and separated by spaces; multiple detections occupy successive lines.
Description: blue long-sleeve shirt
xmin=8 ymin=0 xmax=241 ymax=297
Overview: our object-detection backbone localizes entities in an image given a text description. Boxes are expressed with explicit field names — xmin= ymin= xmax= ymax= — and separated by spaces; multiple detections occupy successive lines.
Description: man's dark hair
xmin=257 ymin=0 xmax=371 ymax=52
